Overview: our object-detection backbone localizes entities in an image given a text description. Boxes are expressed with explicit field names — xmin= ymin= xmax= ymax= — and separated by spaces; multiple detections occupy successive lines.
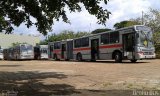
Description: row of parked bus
xmin=0 ymin=25 xmax=156 ymax=62
xmin=1 ymin=44 xmax=48 ymax=60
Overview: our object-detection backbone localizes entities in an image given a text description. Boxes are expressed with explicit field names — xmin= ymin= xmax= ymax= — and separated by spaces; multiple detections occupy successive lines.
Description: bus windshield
xmin=0 ymin=49 xmax=3 ymax=55
xmin=136 ymin=26 xmax=154 ymax=48
xmin=41 ymin=48 xmax=48 ymax=54
xmin=21 ymin=45 xmax=33 ymax=52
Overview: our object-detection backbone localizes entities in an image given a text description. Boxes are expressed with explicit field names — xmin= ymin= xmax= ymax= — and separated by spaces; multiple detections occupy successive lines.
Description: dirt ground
xmin=0 ymin=59 xmax=160 ymax=96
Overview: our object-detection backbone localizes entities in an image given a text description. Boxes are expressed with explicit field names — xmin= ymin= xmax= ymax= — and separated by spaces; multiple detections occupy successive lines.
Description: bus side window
xmin=54 ymin=42 xmax=61 ymax=49
xmin=101 ymin=33 xmax=109 ymax=44
xmin=110 ymin=31 xmax=119 ymax=44
xmin=81 ymin=37 xmax=89 ymax=47
xmin=74 ymin=39 xmax=81 ymax=48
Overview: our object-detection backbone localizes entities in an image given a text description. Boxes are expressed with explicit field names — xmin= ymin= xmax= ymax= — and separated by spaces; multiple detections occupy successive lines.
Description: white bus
xmin=0 ymin=49 xmax=3 ymax=60
xmin=49 ymin=25 xmax=156 ymax=62
xmin=3 ymin=44 xmax=34 ymax=60
xmin=34 ymin=45 xmax=49 ymax=59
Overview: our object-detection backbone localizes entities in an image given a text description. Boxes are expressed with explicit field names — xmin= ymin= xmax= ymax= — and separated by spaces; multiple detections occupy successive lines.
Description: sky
xmin=13 ymin=0 xmax=160 ymax=39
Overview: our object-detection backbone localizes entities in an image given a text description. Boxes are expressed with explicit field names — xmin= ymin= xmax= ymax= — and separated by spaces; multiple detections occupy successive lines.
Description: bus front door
xmin=66 ymin=41 xmax=73 ymax=60
xmin=122 ymin=33 xmax=135 ymax=60
xmin=61 ymin=44 xmax=66 ymax=59
xmin=91 ymin=39 xmax=99 ymax=61
xmin=49 ymin=45 xmax=54 ymax=59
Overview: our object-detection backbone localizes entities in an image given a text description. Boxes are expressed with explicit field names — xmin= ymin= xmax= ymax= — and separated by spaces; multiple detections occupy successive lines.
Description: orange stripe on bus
xmin=73 ymin=47 xmax=91 ymax=51
xmin=99 ymin=44 xmax=122 ymax=49
xmin=53 ymin=50 xmax=61 ymax=53
xmin=73 ymin=44 xmax=122 ymax=51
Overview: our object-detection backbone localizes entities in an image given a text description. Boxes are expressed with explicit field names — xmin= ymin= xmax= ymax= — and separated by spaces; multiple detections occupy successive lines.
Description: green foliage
xmin=39 ymin=41 xmax=48 ymax=45
xmin=143 ymin=9 xmax=160 ymax=52
xmin=143 ymin=8 xmax=160 ymax=33
xmin=41 ymin=30 xmax=90 ymax=44
xmin=156 ymin=46 xmax=160 ymax=59
xmin=91 ymin=28 xmax=112 ymax=34
xmin=11 ymin=42 xmax=27 ymax=47
xmin=114 ymin=20 xmax=140 ymax=29
xmin=0 ymin=0 xmax=111 ymax=35
xmin=153 ymin=32 xmax=160 ymax=47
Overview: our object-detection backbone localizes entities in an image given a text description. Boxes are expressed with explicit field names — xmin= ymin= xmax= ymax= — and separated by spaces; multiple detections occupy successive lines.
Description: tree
xmin=91 ymin=28 xmax=112 ymax=34
xmin=144 ymin=8 xmax=160 ymax=34
xmin=114 ymin=20 xmax=140 ymax=29
xmin=11 ymin=42 xmax=27 ymax=47
xmin=0 ymin=0 xmax=111 ymax=35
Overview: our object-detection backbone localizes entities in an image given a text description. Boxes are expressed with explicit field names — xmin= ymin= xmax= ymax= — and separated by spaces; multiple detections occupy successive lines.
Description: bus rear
xmin=20 ymin=44 xmax=34 ymax=59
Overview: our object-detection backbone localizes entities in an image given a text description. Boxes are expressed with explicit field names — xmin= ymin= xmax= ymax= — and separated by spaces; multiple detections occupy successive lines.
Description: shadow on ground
xmin=0 ymin=65 xmax=22 ymax=67
xmin=0 ymin=71 xmax=80 ymax=96
xmin=0 ymin=71 xmax=145 ymax=96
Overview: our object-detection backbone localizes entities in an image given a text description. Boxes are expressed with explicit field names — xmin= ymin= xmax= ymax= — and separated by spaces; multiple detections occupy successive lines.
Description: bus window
xmin=101 ymin=33 xmax=109 ymax=44
xmin=81 ymin=37 xmax=89 ymax=47
xmin=74 ymin=39 xmax=81 ymax=48
xmin=41 ymin=49 xmax=48 ymax=54
xmin=0 ymin=49 xmax=2 ymax=55
xmin=110 ymin=32 xmax=119 ymax=44
xmin=27 ymin=45 xmax=33 ymax=50
xmin=21 ymin=45 xmax=27 ymax=51
xmin=54 ymin=42 xmax=61 ymax=49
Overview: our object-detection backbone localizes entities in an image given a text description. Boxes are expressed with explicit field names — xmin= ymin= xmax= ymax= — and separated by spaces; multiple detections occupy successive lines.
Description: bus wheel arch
xmin=112 ymin=50 xmax=122 ymax=63
xmin=76 ymin=52 xmax=82 ymax=61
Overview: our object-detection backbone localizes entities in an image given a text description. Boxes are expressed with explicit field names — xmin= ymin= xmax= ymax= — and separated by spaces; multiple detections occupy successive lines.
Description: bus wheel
xmin=114 ymin=52 xmax=122 ymax=63
xmin=77 ymin=53 xmax=82 ymax=61
xmin=130 ymin=59 xmax=137 ymax=63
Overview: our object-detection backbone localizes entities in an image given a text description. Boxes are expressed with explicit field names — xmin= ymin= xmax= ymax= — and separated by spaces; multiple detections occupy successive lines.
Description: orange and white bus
xmin=49 ymin=25 xmax=156 ymax=62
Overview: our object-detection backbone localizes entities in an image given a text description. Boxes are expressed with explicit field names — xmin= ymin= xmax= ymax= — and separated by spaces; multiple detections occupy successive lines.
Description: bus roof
xmin=73 ymin=25 xmax=142 ymax=40
xmin=49 ymin=25 xmax=146 ymax=43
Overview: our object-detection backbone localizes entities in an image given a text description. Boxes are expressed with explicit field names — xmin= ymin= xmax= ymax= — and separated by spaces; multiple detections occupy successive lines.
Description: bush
xmin=156 ymin=53 xmax=160 ymax=59
xmin=156 ymin=52 xmax=160 ymax=59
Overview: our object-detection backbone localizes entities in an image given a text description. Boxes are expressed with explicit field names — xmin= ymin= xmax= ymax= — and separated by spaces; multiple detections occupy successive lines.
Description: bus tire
xmin=77 ymin=53 xmax=82 ymax=61
xmin=114 ymin=52 xmax=122 ymax=63
xmin=130 ymin=59 xmax=137 ymax=63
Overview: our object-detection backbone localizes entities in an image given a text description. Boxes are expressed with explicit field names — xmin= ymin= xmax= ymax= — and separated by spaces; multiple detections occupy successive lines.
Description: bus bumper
xmin=20 ymin=55 xmax=34 ymax=59
xmin=136 ymin=53 xmax=156 ymax=60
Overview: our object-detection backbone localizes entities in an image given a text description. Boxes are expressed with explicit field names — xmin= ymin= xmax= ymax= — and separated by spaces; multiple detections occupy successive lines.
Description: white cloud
xmin=51 ymin=0 xmax=159 ymax=33
xmin=13 ymin=0 xmax=160 ymax=39
xmin=104 ymin=0 xmax=152 ymax=28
